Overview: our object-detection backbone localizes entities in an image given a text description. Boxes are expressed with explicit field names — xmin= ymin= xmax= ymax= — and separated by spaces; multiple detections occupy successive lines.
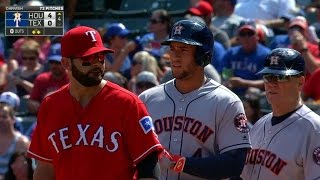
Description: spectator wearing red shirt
xmin=27 ymin=43 xmax=69 ymax=114
xmin=303 ymin=67 xmax=320 ymax=102
xmin=270 ymin=16 xmax=320 ymax=73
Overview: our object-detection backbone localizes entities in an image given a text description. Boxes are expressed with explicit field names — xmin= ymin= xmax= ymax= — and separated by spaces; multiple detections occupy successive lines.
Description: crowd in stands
xmin=1 ymin=0 xmax=320 ymax=178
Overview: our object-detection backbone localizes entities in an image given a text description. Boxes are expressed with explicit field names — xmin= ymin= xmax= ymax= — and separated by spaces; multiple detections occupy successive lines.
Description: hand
xmin=123 ymin=41 xmax=137 ymax=53
xmin=289 ymin=31 xmax=307 ymax=51
xmin=160 ymin=150 xmax=186 ymax=172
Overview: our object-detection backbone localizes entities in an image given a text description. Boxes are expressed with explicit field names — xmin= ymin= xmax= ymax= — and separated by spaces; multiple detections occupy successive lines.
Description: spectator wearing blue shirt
xmin=212 ymin=41 xmax=226 ymax=74
xmin=139 ymin=9 xmax=172 ymax=59
xmin=269 ymin=34 xmax=291 ymax=50
xmin=103 ymin=23 xmax=135 ymax=79
xmin=222 ymin=20 xmax=270 ymax=97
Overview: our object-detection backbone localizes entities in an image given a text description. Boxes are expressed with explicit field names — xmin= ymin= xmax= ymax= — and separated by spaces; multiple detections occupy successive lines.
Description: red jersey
xmin=30 ymin=72 xmax=69 ymax=102
xmin=303 ymin=68 xmax=320 ymax=101
xmin=27 ymin=82 xmax=162 ymax=180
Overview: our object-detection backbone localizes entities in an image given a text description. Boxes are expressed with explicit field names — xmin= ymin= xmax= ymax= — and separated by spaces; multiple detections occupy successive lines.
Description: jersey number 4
xmin=192 ymin=148 xmax=202 ymax=158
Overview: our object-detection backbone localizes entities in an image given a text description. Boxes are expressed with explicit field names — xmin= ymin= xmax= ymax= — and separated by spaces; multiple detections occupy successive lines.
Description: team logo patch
xmin=269 ymin=55 xmax=279 ymax=65
xmin=313 ymin=147 xmax=320 ymax=165
xmin=139 ymin=116 xmax=154 ymax=134
xmin=234 ymin=113 xmax=249 ymax=133
xmin=173 ymin=24 xmax=183 ymax=35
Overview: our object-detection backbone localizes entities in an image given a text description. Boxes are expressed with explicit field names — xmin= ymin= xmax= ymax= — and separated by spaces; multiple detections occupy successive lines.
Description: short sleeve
xmin=124 ymin=99 xmax=162 ymax=163
xmin=217 ymin=101 xmax=251 ymax=153
xmin=304 ymin=130 xmax=320 ymax=179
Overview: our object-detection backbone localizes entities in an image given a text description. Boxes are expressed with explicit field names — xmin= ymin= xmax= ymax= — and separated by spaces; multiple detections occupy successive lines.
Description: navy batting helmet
xmin=161 ymin=19 xmax=213 ymax=67
xmin=257 ymin=48 xmax=305 ymax=75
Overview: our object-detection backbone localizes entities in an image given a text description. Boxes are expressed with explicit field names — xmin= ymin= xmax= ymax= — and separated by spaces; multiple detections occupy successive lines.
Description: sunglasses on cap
xmin=239 ymin=31 xmax=255 ymax=37
xmin=262 ymin=74 xmax=302 ymax=83
xmin=72 ymin=52 xmax=106 ymax=66
xmin=149 ymin=19 xmax=162 ymax=24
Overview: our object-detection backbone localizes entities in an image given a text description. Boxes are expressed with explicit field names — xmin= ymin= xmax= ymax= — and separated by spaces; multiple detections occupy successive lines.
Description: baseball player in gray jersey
xmin=241 ymin=48 xmax=320 ymax=180
xmin=139 ymin=19 xmax=251 ymax=180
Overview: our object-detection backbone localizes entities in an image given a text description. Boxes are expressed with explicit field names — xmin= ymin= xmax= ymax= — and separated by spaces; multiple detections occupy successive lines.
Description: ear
xmin=61 ymin=57 xmax=71 ymax=70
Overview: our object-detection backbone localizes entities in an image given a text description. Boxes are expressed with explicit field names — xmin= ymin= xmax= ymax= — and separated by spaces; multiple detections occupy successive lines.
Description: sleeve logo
xmin=313 ymin=146 xmax=320 ymax=165
xmin=139 ymin=116 xmax=154 ymax=134
xmin=234 ymin=113 xmax=249 ymax=133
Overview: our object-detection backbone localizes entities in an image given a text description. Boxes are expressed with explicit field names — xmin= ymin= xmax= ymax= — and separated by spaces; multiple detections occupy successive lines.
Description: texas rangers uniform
xmin=139 ymin=79 xmax=251 ymax=180
xmin=241 ymin=105 xmax=320 ymax=179
xmin=27 ymin=82 xmax=162 ymax=180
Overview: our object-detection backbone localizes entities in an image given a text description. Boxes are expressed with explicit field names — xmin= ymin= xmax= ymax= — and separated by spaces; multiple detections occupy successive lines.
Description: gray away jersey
xmin=139 ymin=79 xmax=251 ymax=180
xmin=241 ymin=105 xmax=320 ymax=180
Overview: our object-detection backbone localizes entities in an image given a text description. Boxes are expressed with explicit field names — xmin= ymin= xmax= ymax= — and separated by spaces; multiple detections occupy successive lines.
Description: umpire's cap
xmin=257 ymin=48 xmax=305 ymax=75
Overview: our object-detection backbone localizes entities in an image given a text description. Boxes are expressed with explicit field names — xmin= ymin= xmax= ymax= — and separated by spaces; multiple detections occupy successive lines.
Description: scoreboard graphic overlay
xmin=5 ymin=6 xmax=64 ymax=36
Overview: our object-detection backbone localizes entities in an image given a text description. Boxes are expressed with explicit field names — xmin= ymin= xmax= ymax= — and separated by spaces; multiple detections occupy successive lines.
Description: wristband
xmin=172 ymin=156 xmax=186 ymax=172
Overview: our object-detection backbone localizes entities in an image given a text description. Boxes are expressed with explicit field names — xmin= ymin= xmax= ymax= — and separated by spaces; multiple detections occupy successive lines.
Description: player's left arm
xmin=164 ymin=147 xmax=249 ymax=179
xmin=166 ymin=99 xmax=251 ymax=179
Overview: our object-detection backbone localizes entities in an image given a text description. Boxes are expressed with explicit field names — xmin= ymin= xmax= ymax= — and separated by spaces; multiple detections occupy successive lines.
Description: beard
xmin=172 ymin=69 xmax=189 ymax=80
xmin=71 ymin=62 xmax=104 ymax=87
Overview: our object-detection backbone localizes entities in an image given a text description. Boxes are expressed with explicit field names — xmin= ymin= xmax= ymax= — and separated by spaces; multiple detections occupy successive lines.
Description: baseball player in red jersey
xmin=241 ymin=48 xmax=320 ymax=179
xmin=27 ymin=26 xmax=163 ymax=180
xmin=139 ymin=20 xmax=251 ymax=180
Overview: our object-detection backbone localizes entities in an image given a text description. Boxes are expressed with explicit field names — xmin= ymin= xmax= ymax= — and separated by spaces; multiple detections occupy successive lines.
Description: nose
xmin=91 ymin=58 xmax=105 ymax=66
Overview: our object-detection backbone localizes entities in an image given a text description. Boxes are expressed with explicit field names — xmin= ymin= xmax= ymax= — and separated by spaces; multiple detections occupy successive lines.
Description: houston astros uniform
xmin=139 ymin=78 xmax=251 ymax=180
xmin=241 ymin=48 xmax=320 ymax=180
xmin=241 ymin=105 xmax=320 ymax=179
xmin=28 ymin=82 xmax=162 ymax=179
